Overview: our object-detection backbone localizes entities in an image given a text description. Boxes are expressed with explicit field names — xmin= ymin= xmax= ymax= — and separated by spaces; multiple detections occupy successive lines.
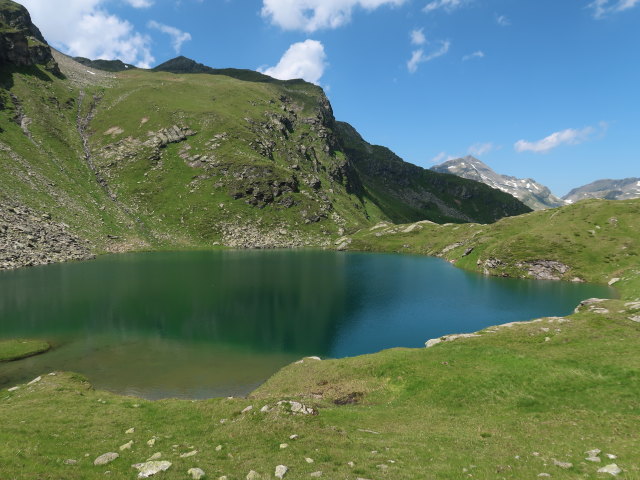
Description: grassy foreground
xmin=0 ymin=339 xmax=50 ymax=362
xmin=1 ymin=199 xmax=639 ymax=479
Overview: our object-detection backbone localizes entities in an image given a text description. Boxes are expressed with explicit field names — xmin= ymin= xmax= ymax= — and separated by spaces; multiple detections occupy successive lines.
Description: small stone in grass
xmin=132 ymin=461 xmax=172 ymax=478
xmin=63 ymin=459 xmax=77 ymax=465
xmin=215 ymin=445 xmax=222 ymax=451
xmin=552 ymin=459 xmax=572 ymax=469
xmin=126 ymin=428 xmax=135 ymax=434
xmin=94 ymin=452 xmax=119 ymax=466
xmin=275 ymin=465 xmax=288 ymax=479
xmin=305 ymin=458 xmax=314 ymax=463
xmin=147 ymin=453 xmax=162 ymax=461
xmin=188 ymin=467 xmax=206 ymax=479
xmin=147 ymin=438 xmax=156 ymax=447
xmin=246 ymin=470 xmax=260 ymax=480
xmin=180 ymin=450 xmax=198 ymax=458
xmin=289 ymin=434 xmax=298 ymax=440
xmin=120 ymin=441 xmax=133 ymax=451
xmin=310 ymin=472 xmax=322 ymax=478
xmin=241 ymin=405 xmax=253 ymax=413
xmin=280 ymin=443 xmax=288 ymax=449
xmin=598 ymin=464 xmax=622 ymax=476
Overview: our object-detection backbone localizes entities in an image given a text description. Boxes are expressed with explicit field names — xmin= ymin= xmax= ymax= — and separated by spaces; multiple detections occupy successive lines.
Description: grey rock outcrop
xmin=0 ymin=0 xmax=61 ymax=75
xmin=516 ymin=260 xmax=570 ymax=280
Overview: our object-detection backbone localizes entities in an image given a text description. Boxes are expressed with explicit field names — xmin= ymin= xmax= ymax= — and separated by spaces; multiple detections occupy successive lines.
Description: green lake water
xmin=0 ymin=250 xmax=614 ymax=399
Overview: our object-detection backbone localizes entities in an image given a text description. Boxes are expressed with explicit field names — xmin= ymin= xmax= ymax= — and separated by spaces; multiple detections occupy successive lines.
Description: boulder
xmin=94 ymin=452 xmax=119 ymax=466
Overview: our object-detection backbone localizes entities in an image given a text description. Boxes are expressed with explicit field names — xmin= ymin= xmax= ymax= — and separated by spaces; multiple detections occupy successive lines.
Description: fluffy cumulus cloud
xmin=261 ymin=0 xmax=407 ymax=32
xmin=589 ymin=0 xmax=640 ymax=18
xmin=514 ymin=125 xmax=601 ymax=154
xmin=462 ymin=50 xmax=484 ymax=61
xmin=19 ymin=0 xmax=155 ymax=68
xmin=148 ymin=21 xmax=192 ymax=53
xmin=259 ymin=40 xmax=327 ymax=84
xmin=423 ymin=0 xmax=467 ymax=14
xmin=407 ymin=40 xmax=450 ymax=73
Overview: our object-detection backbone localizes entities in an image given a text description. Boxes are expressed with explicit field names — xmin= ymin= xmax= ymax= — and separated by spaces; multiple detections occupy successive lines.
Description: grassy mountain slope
xmin=2 ymin=198 xmax=639 ymax=479
xmin=1 ymin=0 xmax=531 ymax=261
xmin=0 ymin=54 xmax=530 ymax=255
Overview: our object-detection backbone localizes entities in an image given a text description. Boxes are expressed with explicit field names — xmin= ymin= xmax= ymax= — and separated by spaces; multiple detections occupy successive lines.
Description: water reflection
xmin=0 ymin=250 xmax=613 ymax=399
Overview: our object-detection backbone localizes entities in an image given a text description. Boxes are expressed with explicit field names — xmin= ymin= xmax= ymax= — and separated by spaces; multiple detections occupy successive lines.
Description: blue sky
xmin=19 ymin=0 xmax=640 ymax=196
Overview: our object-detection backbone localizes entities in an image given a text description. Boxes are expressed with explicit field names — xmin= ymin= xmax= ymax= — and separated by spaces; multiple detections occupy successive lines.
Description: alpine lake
xmin=0 ymin=250 xmax=614 ymax=399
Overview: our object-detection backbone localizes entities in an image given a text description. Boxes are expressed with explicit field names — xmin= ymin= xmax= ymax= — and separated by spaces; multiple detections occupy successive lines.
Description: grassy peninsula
xmin=0 ymin=339 xmax=49 ymax=362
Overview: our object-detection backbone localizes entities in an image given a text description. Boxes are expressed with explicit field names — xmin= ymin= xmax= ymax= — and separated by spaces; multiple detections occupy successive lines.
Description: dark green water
xmin=0 ymin=250 xmax=613 ymax=399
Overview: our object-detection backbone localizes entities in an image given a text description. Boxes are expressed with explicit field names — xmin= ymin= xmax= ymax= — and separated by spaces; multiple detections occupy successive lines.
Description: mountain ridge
xmin=431 ymin=156 xmax=566 ymax=210
xmin=564 ymin=177 xmax=640 ymax=203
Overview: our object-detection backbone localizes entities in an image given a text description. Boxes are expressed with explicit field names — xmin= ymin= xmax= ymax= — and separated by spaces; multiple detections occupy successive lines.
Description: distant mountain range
xmin=432 ymin=156 xmax=639 ymax=210
xmin=431 ymin=156 xmax=565 ymax=210
xmin=563 ymin=178 xmax=640 ymax=203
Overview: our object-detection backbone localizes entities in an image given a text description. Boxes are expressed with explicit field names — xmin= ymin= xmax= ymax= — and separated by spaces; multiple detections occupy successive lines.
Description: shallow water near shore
xmin=0 ymin=250 xmax=614 ymax=399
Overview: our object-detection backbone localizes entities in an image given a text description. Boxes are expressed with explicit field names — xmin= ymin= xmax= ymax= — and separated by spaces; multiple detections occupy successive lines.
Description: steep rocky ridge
xmin=432 ymin=156 xmax=565 ymax=210
xmin=564 ymin=177 xmax=640 ymax=203
xmin=336 ymin=123 xmax=531 ymax=223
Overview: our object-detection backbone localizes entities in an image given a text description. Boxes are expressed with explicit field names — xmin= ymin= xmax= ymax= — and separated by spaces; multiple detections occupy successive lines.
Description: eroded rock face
xmin=0 ymin=204 xmax=94 ymax=270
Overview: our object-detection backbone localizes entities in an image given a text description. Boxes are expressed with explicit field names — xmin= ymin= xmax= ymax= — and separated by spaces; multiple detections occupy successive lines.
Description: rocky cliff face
xmin=0 ymin=0 xmax=60 ymax=75
xmin=432 ymin=156 xmax=565 ymax=211
xmin=563 ymin=178 xmax=640 ymax=203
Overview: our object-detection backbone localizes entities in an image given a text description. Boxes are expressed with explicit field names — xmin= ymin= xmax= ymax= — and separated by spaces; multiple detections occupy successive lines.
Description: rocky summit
xmin=431 ymin=156 xmax=565 ymax=211
xmin=563 ymin=177 xmax=640 ymax=203
xmin=0 ymin=0 xmax=531 ymax=270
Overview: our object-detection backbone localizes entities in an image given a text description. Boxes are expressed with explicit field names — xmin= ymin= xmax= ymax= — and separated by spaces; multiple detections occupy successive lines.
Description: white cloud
xmin=431 ymin=152 xmax=457 ymax=164
xmin=423 ymin=0 xmax=467 ymax=14
xmin=589 ymin=0 xmax=640 ymax=18
xmin=18 ymin=0 xmax=155 ymax=68
xmin=258 ymin=39 xmax=327 ymax=84
xmin=407 ymin=40 xmax=450 ymax=73
xmin=514 ymin=125 xmax=602 ymax=154
xmin=496 ymin=14 xmax=510 ymax=26
xmin=468 ymin=142 xmax=494 ymax=156
xmin=126 ymin=0 xmax=154 ymax=7
xmin=261 ymin=0 xmax=407 ymax=32
xmin=148 ymin=21 xmax=192 ymax=53
xmin=462 ymin=50 xmax=484 ymax=61
xmin=410 ymin=28 xmax=426 ymax=45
